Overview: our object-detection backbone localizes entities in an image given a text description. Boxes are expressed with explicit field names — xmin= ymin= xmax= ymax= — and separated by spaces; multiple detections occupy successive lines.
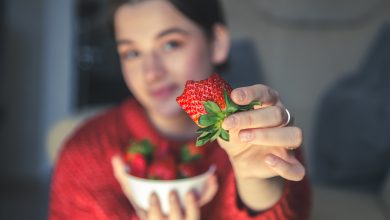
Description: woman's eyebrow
xmin=156 ymin=27 xmax=190 ymax=39
xmin=116 ymin=39 xmax=133 ymax=46
xmin=115 ymin=28 xmax=189 ymax=46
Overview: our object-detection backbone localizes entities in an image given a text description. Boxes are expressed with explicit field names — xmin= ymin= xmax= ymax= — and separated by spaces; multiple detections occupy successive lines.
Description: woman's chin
xmin=159 ymin=107 xmax=184 ymax=118
xmin=149 ymin=103 xmax=184 ymax=119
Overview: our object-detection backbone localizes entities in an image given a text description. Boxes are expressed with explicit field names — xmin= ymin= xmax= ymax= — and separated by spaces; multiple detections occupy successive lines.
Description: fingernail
xmin=170 ymin=192 xmax=176 ymax=202
xmin=239 ymin=132 xmax=253 ymax=142
xmin=186 ymin=192 xmax=194 ymax=202
xmin=150 ymin=192 xmax=158 ymax=205
xmin=222 ymin=116 xmax=236 ymax=130
xmin=234 ymin=89 xmax=246 ymax=102
xmin=265 ymin=156 xmax=276 ymax=166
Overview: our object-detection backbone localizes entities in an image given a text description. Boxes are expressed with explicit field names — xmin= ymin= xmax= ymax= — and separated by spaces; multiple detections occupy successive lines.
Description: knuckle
xmin=251 ymin=84 xmax=265 ymax=98
xmin=274 ymin=90 xmax=280 ymax=99
xmin=263 ymin=85 xmax=275 ymax=100
xmin=245 ymin=113 xmax=255 ymax=128
xmin=265 ymin=86 xmax=273 ymax=97
xmin=273 ymin=106 xmax=284 ymax=125
xmin=256 ymin=130 xmax=267 ymax=142
xmin=230 ymin=115 xmax=239 ymax=128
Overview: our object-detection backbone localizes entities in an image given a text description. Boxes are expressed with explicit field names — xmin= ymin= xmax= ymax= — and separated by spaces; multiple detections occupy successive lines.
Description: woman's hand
xmin=111 ymin=156 xmax=218 ymax=220
xmin=218 ymin=84 xmax=305 ymax=181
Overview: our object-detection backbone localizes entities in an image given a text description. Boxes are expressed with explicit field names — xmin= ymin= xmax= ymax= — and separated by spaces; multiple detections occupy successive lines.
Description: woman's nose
xmin=142 ymin=52 xmax=165 ymax=81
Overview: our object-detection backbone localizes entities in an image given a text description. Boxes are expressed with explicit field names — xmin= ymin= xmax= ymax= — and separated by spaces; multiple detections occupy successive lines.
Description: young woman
xmin=49 ymin=0 xmax=311 ymax=219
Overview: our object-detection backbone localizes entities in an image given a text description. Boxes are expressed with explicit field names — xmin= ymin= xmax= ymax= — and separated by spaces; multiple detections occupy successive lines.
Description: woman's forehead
xmin=114 ymin=1 xmax=198 ymax=39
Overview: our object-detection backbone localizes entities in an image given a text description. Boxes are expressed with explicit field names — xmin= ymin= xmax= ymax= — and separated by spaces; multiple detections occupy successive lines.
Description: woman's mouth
xmin=150 ymin=85 xmax=178 ymax=100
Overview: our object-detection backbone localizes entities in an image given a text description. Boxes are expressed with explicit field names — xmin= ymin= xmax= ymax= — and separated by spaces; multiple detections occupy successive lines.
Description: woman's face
xmin=114 ymin=0 xmax=220 ymax=118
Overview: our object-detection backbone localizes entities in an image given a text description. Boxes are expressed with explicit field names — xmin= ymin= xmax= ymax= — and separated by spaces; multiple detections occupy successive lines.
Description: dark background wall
xmin=0 ymin=0 xmax=75 ymax=219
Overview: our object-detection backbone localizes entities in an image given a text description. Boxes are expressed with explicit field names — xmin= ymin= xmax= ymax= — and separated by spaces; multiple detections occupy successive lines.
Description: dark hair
xmin=108 ymin=0 xmax=226 ymax=40
xmin=107 ymin=0 xmax=228 ymax=72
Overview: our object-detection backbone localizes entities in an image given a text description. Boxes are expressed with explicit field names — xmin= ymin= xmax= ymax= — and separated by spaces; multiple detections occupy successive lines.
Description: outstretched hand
xmin=217 ymin=84 xmax=305 ymax=182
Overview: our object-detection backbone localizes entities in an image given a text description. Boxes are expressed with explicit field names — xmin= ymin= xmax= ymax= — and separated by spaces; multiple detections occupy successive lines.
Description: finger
xmin=265 ymin=154 xmax=306 ymax=181
xmin=112 ymin=155 xmax=127 ymax=182
xmin=134 ymin=207 xmax=147 ymax=220
xmin=168 ymin=191 xmax=183 ymax=220
xmin=111 ymin=156 xmax=132 ymax=196
xmin=184 ymin=192 xmax=200 ymax=220
xmin=222 ymin=106 xmax=288 ymax=130
xmin=231 ymin=85 xmax=279 ymax=106
xmin=112 ymin=156 xmax=141 ymax=211
xmin=148 ymin=193 xmax=164 ymax=220
xmin=198 ymin=175 xmax=218 ymax=206
xmin=239 ymin=127 xmax=303 ymax=148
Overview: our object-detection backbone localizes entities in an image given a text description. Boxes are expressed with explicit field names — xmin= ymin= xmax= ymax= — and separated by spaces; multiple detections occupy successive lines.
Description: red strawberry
xmin=124 ymin=139 xmax=154 ymax=177
xmin=148 ymin=156 xmax=177 ymax=180
xmin=152 ymin=142 xmax=173 ymax=160
xmin=176 ymin=73 xmax=232 ymax=125
xmin=127 ymin=153 xmax=148 ymax=178
xmin=176 ymin=73 xmax=261 ymax=146
xmin=124 ymin=139 xmax=154 ymax=163
xmin=181 ymin=142 xmax=206 ymax=162
xmin=178 ymin=163 xmax=200 ymax=178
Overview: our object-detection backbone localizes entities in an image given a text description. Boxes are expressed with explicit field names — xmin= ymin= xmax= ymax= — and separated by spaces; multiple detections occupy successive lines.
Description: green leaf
xmin=129 ymin=139 xmax=154 ymax=156
xmin=199 ymin=114 xmax=219 ymax=127
xmin=180 ymin=147 xmax=191 ymax=162
xmin=220 ymin=129 xmax=230 ymax=141
xmin=210 ymin=129 xmax=222 ymax=142
xmin=180 ymin=146 xmax=201 ymax=163
xmin=237 ymin=100 xmax=262 ymax=112
xmin=197 ymin=129 xmax=212 ymax=138
xmin=224 ymin=90 xmax=238 ymax=114
xmin=196 ymin=125 xmax=215 ymax=134
xmin=196 ymin=138 xmax=207 ymax=147
xmin=203 ymin=101 xmax=222 ymax=115
xmin=196 ymin=130 xmax=216 ymax=146
xmin=195 ymin=91 xmax=261 ymax=146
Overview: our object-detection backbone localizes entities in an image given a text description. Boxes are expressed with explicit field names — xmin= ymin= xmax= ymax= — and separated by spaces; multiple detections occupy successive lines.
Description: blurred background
xmin=1 ymin=0 xmax=390 ymax=219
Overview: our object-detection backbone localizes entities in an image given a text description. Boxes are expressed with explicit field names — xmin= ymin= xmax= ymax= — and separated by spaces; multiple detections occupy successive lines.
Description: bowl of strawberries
xmin=123 ymin=139 xmax=215 ymax=213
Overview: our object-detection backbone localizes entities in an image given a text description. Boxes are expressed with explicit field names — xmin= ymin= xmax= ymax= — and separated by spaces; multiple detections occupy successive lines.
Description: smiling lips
xmin=150 ymin=84 xmax=178 ymax=100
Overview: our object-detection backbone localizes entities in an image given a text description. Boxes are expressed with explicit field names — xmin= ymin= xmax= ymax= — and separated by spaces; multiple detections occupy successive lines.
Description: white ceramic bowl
xmin=125 ymin=165 xmax=216 ymax=214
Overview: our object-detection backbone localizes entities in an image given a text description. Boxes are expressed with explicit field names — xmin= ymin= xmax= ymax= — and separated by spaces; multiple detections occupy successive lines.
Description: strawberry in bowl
xmin=123 ymin=140 xmax=215 ymax=214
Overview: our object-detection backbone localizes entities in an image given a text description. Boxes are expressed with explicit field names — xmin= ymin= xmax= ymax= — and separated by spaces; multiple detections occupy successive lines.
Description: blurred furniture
xmin=311 ymin=24 xmax=390 ymax=192
xmin=310 ymin=24 xmax=390 ymax=219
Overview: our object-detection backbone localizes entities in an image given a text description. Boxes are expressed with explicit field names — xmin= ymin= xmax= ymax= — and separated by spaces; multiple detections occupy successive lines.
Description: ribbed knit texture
xmin=49 ymin=98 xmax=311 ymax=220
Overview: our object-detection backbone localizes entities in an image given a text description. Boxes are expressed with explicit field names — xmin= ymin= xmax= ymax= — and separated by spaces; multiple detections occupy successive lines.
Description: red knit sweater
xmin=49 ymin=98 xmax=311 ymax=220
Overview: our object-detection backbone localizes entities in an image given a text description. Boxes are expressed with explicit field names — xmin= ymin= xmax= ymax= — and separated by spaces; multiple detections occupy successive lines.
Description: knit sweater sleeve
xmin=210 ymin=173 xmax=311 ymax=220
xmin=203 ymin=149 xmax=311 ymax=220
xmin=48 ymin=112 xmax=138 ymax=220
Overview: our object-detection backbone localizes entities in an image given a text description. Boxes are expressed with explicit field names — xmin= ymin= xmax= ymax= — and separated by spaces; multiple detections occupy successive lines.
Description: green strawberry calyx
xmin=180 ymin=145 xmax=202 ymax=162
xmin=126 ymin=139 xmax=154 ymax=161
xmin=196 ymin=90 xmax=261 ymax=146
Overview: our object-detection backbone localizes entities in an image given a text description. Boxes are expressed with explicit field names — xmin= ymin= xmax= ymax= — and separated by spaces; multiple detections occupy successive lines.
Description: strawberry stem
xmin=195 ymin=90 xmax=261 ymax=146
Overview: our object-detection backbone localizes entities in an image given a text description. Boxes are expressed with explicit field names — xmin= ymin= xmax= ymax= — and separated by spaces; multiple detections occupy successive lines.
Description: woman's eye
xmin=162 ymin=40 xmax=182 ymax=52
xmin=121 ymin=50 xmax=140 ymax=60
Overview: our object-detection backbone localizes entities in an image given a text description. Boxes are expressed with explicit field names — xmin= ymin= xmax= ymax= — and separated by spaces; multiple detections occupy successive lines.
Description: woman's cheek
xmin=121 ymin=65 xmax=145 ymax=100
xmin=168 ymin=51 xmax=213 ymax=82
